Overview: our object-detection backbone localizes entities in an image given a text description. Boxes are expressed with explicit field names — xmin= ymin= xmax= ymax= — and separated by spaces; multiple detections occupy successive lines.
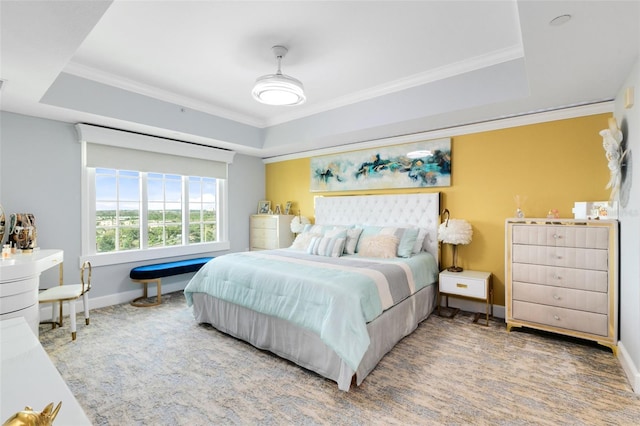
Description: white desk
xmin=0 ymin=317 xmax=91 ymax=425
xmin=0 ymin=249 xmax=63 ymax=335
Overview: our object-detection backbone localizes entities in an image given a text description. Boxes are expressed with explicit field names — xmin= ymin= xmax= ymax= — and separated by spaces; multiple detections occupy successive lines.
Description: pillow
xmin=307 ymin=236 xmax=346 ymax=257
xmin=325 ymin=228 xmax=348 ymax=239
xmin=358 ymin=234 xmax=399 ymax=258
xmin=355 ymin=226 xmax=417 ymax=257
xmin=290 ymin=232 xmax=322 ymax=250
xmin=412 ymin=228 xmax=428 ymax=254
xmin=343 ymin=228 xmax=363 ymax=255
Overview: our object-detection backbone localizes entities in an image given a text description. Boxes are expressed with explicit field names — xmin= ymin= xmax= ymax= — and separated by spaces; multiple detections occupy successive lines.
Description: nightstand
xmin=438 ymin=269 xmax=493 ymax=326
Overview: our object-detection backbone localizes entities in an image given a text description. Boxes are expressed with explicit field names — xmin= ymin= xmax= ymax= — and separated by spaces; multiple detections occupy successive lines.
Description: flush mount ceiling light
xmin=252 ymin=45 xmax=306 ymax=106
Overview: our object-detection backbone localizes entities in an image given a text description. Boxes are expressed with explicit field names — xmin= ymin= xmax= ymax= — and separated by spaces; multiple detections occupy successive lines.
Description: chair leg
xmin=69 ymin=301 xmax=77 ymax=341
xmin=50 ymin=302 xmax=57 ymax=329
xmin=83 ymin=293 xmax=90 ymax=325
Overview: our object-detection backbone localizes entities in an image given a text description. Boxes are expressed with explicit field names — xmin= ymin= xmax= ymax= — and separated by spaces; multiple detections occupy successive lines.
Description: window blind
xmin=76 ymin=124 xmax=235 ymax=179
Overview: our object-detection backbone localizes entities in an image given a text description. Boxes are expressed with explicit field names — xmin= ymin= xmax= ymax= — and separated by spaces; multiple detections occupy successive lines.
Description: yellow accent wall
xmin=266 ymin=114 xmax=611 ymax=306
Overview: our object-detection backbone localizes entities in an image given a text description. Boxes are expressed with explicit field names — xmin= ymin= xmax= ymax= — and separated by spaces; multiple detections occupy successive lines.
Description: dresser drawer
xmin=251 ymin=216 xmax=277 ymax=230
xmin=512 ymin=263 xmax=608 ymax=292
xmin=251 ymin=227 xmax=277 ymax=240
xmin=512 ymin=281 xmax=608 ymax=314
xmin=439 ymin=272 xmax=487 ymax=299
xmin=250 ymin=237 xmax=278 ymax=250
xmin=512 ymin=300 xmax=608 ymax=336
xmin=512 ymin=225 xmax=609 ymax=249
xmin=512 ymin=245 xmax=608 ymax=271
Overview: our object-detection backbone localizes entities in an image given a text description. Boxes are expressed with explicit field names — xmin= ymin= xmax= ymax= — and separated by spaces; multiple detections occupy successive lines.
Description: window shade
xmin=77 ymin=124 xmax=235 ymax=179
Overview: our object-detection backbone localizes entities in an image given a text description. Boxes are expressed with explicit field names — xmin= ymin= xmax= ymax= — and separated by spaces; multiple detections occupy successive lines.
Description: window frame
xmin=78 ymin=129 xmax=232 ymax=268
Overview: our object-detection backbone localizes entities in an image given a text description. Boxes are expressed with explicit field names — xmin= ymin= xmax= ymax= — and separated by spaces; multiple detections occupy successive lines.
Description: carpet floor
xmin=39 ymin=292 xmax=640 ymax=425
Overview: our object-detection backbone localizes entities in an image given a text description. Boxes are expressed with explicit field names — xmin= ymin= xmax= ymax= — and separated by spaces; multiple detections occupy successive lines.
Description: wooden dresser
xmin=505 ymin=219 xmax=618 ymax=353
xmin=250 ymin=215 xmax=294 ymax=250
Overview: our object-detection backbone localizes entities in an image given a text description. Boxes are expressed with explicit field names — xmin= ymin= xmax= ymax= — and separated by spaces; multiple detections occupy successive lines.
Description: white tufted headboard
xmin=314 ymin=193 xmax=441 ymax=262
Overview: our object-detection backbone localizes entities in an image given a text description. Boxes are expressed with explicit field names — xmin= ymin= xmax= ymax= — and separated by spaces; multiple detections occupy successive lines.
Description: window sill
xmin=79 ymin=241 xmax=230 ymax=267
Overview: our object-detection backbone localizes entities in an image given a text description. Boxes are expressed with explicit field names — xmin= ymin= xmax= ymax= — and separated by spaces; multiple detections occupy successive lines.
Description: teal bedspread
xmin=184 ymin=250 xmax=438 ymax=371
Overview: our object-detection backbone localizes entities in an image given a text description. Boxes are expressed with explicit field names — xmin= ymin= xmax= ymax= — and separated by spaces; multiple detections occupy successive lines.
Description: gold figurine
xmin=2 ymin=402 xmax=61 ymax=426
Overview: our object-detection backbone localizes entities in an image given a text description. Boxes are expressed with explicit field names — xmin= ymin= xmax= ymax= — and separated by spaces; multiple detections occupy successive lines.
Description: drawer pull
xmin=553 ymin=234 xmax=559 ymax=239
xmin=553 ymin=274 xmax=562 ymax=280
xmin=553 ymin=295 xmax=561 ymax=300
xmin=553 ymin=315 xmax=560 ymax=321
xmin=456 ymin=283 xmax=468 ymax=289
xmin=555 ymin=255 xmax=562 ymax=260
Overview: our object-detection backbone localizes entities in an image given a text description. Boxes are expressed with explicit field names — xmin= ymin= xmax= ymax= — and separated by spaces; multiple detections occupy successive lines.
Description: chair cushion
xmin=129 ymin=257 xmax=213 ymax=280
xmin=39 ymin=284 xmax=85 ymax=302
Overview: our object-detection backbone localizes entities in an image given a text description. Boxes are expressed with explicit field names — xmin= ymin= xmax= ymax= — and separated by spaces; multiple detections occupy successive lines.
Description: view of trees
xmin=96 ymin=209 xmax=216 ymax=253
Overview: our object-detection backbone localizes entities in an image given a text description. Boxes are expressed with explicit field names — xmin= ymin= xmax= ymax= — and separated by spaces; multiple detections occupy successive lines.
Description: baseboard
xmin=39 ymin=281 xmax=188 ymax=320
xmin=617 ymin=341 xmax=640 ymax=394
xmin=438 ymin=297 xmax=505 ymax=320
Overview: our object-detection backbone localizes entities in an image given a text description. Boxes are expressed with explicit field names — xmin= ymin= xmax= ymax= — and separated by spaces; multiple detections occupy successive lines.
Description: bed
xmin=184 ymin=193 xmax=441 ymax=391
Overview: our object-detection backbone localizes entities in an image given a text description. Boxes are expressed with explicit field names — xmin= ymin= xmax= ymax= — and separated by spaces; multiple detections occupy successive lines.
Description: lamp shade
xmin=290 ymin=215 xmax=310 ymax=234
xmin=438 ymin=219 xmax=473 ymax=245
xmin=252 ymin=74 xmax=306 ymax=106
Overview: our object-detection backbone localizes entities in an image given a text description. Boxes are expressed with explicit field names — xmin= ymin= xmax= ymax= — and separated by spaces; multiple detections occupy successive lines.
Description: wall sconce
xmin=437 ymin=209 xmax=473 ymax=272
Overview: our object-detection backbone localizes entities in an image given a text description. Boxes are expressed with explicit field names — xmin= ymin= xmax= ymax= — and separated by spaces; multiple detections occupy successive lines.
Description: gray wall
xmin=0 ymin=111 xmax=265 ymax=301
xmin=614 ymin=57 xmax=640 ymax=392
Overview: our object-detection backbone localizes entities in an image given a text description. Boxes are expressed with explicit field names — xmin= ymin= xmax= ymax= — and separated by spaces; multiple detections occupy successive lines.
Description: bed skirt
xmin=190 ymin=282 xmax=437 ymax=391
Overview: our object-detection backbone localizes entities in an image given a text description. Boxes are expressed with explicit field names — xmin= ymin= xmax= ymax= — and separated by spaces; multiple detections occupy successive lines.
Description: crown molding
xmin=263 ymin=101 xmax=614 ymax=164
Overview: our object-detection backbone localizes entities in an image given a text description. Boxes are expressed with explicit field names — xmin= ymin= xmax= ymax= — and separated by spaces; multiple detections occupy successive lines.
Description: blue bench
xmin=129 ymin=257 xmax=213 ymax=307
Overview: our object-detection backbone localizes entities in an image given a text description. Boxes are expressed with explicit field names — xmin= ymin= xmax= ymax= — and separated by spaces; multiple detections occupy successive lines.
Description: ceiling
xmin=1 ymin=1 xmax=638 ymax=158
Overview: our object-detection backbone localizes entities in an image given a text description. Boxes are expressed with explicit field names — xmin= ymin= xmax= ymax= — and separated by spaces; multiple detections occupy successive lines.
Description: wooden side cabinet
xmin=438 ymin=269 xmax=493 ymax=326
xmin=250 ymin=214 xmax=294 ymax=250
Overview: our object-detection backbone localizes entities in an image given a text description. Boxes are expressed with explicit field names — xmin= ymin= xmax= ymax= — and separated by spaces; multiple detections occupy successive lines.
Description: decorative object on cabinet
xmin=310 ymin=138 xmax=451 ymax=192
xmin=2 ymin=401 xmax=62 ymax=426
xmin=38 ymin=261 xmax=92 ymax=341
xmin=290 ymin=214 xmax=310 ymax=236
xmin=438 ymin=269 xmax=493 ymax=325
xmin=257 ymin=200 xmax=271 ymax=215
xmin=600 ymin=117 xmax=627 ymax=204
xmin=8 ymin=213 xmax=37 ymax=252
xmin=250 ymin=214 xmax=294 ymax=250
xmin=514 ymin=194 xmax=527 ymax=218
xmin=437 ymin=209 xmax=472 ymax=272
xmin=274 ymin=204 xmax=281 ymax=215
xmin=284 ymin=201 xmax=292 ymax=215
xmin=505 ymin=218 xmax=618 ymax=354
xmin=0 ymin=204 xmax=5 ymax=244
xmin=572 ymin=201 xmax=618 ymax=220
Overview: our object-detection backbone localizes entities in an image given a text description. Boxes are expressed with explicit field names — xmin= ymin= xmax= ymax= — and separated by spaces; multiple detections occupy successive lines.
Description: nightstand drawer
xmin=439 ymin=273 xmax=487 ymax=299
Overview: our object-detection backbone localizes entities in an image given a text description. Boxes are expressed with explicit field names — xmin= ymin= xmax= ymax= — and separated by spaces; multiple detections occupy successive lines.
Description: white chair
xmin=39 ymin=261 xmax=92 ymax=340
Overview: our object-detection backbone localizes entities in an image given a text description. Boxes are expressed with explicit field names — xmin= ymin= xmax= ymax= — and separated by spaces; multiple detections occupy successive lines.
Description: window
xmin=78 ymin=124 xmax=234 ymax=266
xmin=93 ymin=169 xmax=219 ymax=255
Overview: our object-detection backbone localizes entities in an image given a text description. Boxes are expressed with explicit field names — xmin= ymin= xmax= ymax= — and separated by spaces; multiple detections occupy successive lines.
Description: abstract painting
xmin=310 ymin=138 xmax=451 ymax=192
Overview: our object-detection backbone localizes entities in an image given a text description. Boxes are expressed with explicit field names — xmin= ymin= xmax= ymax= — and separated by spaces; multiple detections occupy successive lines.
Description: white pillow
xmin=307 ymin=236 xmax=346 ymax=257
xmin=343 ymin=228 xmax=363 ymax=255
xmin=412 ymin=228 xmax=428 ymax=254
xmin=358 ymin=234 xmax=399 ymax=258
xmin=290 ymin=232 xmax=322 ymax=250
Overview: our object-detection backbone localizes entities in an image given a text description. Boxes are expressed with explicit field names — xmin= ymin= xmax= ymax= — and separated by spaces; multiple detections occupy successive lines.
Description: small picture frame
xmin=284 ymin=201 xmax=292 ymax=215
xmin=274 ymin=204 xmax=281 ymax=215
xmin=258 ymin=200 xmax=271 ymax=214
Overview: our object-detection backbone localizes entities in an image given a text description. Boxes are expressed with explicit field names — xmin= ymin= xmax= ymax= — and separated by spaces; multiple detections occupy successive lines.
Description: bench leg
xmin=131 ymin=278 xmax=162 ymax=307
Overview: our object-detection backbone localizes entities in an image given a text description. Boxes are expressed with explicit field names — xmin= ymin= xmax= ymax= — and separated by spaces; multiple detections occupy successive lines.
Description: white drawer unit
xmin=438 ymin=269 xmax=493 ymax=326
xmin=505 ymin=219 xmax=618 ymax=354
xmin=249 ymin=214 xmax=294 ymax=251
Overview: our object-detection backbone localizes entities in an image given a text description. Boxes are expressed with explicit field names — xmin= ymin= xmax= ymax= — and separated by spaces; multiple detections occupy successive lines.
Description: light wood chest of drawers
xmin=250 ymin=214 xmax=294 ymax=250
xmin=505 ymin=219 xmax=618 ymax=353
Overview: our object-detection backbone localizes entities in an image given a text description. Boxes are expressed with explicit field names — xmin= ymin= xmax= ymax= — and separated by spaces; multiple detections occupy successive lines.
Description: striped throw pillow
xmin=307 ymin=236 xmax=346 ymax=257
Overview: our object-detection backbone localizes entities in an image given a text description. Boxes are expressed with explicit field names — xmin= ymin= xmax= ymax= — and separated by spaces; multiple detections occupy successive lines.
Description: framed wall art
xmin=310 ymin=138 xmax=451 ymax=192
